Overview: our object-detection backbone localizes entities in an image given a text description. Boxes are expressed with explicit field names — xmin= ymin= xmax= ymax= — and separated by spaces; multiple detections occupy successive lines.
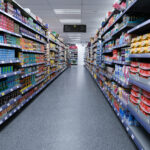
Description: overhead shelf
xmin=128 ymin=19 xmax=150 ymax=34
xmin=0 ymin=9 xmax=47 ymax=38
xmin=101 ymin=0 xmax=138 ymax=37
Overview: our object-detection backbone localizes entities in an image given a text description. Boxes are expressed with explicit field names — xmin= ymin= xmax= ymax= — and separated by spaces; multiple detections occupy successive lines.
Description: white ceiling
xmin=16 ymin=0 xmax=115 ymax=43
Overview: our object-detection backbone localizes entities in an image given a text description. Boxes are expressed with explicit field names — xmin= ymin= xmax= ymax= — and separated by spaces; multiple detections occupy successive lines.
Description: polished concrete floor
xmin=0 ymin=66 xmax=136 ymax=150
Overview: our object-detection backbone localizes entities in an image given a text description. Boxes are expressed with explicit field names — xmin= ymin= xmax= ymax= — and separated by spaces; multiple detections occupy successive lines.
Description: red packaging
xmin=130 ymin=95 xmax=140 ymax=105
xmin=132 ymin=85 xmax=140 ymax=92
xmin=141 ymin=95 xmax=150 ymax=106
xmin=140 ymin=101 xmax=150 ymax=115
xmin=142 ymin=90 xmax=150 ymax=99
xmin=140 ymin=63 xmax=150 ymax=70
xmin=130 ymin=67 xmax=139 ymax=73
xmin=139 ymin=69 xmax=150 ymax=78
xmin=131 ymin=89 xmax=140 ymax=98
xmin=131 ymin=62 xmax=139 ymax=67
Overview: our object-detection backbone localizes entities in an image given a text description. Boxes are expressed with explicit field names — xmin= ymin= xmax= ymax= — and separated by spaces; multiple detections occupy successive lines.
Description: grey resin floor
xmin=0 ymin=66 xmax=137 ymax=150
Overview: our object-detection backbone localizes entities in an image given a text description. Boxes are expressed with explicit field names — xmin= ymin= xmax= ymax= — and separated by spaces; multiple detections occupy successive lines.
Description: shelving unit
xmin=69 ymin=45 xmax=78 ymax=65
xmin=85 ymin=0 xmax=150 ymax=149
xmin=0 ymin=0 xmax=67 ymax=126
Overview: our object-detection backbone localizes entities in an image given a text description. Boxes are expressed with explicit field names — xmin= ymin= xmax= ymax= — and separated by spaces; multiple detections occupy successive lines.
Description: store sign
xmin=64 ymin=25 xmax=86 ymax=32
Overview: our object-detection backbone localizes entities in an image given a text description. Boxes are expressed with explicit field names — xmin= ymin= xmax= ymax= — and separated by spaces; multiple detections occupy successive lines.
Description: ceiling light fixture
xmin=59 ymin=19 xmax=81 ymax=24
xmin=54 ymin=9 xmax=81 ymax=14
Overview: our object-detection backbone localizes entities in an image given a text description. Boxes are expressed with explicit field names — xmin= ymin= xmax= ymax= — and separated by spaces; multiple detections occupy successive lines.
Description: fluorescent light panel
xmin=54 ymin=9 xmax=81 ymax=14
xmin=59 ymin=19 xmax=81 ymax=24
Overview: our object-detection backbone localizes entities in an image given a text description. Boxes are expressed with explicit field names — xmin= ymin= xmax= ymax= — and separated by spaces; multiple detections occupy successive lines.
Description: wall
xmin=76 ymin=44 xmax=86 ymax=66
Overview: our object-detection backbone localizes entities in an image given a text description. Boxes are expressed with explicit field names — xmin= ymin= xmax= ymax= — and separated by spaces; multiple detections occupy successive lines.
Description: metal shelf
xmin=21 ymin=78 xmax=45 ymax=94
xmin=50 ymin=48 xmax=58 ymax=53
xmin=0 ymin=84 xmax=21 ymax=98
xmin=0 ymin=67 xmax=67 ymax=125
xmin=21 ymin=62 xmax=45 ymax=68
xmin=21 ymin=71 xmax=38 ymax=78
xmin=128 ymin=103 xmax=150 ymax=134
xmin=0 ymin=59 xmax=21 ymax=65
xmin=113 ymin=60 xmax=130 ymax=65
xmin=0 ymin=43 xmax=21 ymax=49
xmin=128 ymin=19 xmax=150 ymax=34
xmin=21 ymin=49 xmax=45 ymax=54
xmin=21 ymin=33 xmax=46 ymax=44
xmin=0 ymin=9 xmax=47 ymax=39
xmin=0 ymin=71 xmax=21 ymax=79
xmin=36 ymin=71 xmax=46 ymax=77
xmin=0 ymin=28 xmax=22 ymax=37
xmin=101 ymin=0 xmax=138 ymax=37
xmin=86 ymin=66 xmax=150 ymax=150
xmin=129 ymin=53 xmax=150 ymax=58
xmin=129 ymin=77 xmax=150 ymax=92
xmin=104 ymin=61 xmax=113 ymax=65
xmin=113 ymin=76 xmax=130 ymax=88
xmin=0 ymin=95 xmax=22 ymax=113
xmin=112 ymin=23 xmax=135 ymax=37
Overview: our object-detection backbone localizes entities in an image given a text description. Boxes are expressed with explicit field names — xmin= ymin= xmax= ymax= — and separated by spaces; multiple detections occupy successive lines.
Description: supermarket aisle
xmin=0 ymin=66 xmax=136 ymax=150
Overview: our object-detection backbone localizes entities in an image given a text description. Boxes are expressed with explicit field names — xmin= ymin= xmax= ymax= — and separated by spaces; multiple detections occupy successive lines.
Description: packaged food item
xmin=132 ymin=85 xmax=140 ymax=92
xmin=131 ymin=62 xmax=139 ymax=67
xmin=140 ymin=101 xmax=150 ymax=115
xmin=130 ymin=95 xmax=140 ymax=105
xmin=141 ymin=95 xmax=150 ymax=106
xmin=142 ymin=90 xmax=150 ymax=99
xmin=131 ymin=89 xmax=140 ymax=98
xmin=139 ymin=63 xmax=150 ymax=70
xmin=139 ymin=69 xmax=150 ymax=78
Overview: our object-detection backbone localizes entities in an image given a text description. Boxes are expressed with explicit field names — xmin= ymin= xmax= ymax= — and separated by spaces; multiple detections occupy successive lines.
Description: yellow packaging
xmin=131 ymin=37 xmax=137 ymax=43
xmin=131 ymin=43 xmax=136 ymax=48
xmin=136 ymin=36 xmax=142 ymax=42
xmin=140 ymin=47 xmax=147 ymax=53
xmin=135 ymin=42 xmax=141 ymax=48
xmin=141 ymin=40 xmax=148 ymax=47
xmin=142 ymin=33 xmax=150 ymax=40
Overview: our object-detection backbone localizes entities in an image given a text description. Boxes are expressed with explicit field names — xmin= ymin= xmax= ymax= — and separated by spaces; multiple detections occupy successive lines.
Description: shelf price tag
xmin=1 ymin=92 xmax=5 ymax=96
xmin=131 ymin=134 xmax=134 ymax=140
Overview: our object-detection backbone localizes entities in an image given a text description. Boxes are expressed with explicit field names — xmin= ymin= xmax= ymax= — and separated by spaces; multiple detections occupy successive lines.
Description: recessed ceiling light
xmin=54 ymin=9 xmax=81 ymax=14
xmin=59 ymin=19 xmax=81 ymax=24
